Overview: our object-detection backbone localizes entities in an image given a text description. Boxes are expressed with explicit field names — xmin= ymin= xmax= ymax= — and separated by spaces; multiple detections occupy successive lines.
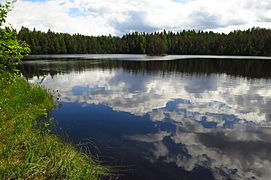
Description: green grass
xmin=0 ymin=77 xmax=110 ymax=179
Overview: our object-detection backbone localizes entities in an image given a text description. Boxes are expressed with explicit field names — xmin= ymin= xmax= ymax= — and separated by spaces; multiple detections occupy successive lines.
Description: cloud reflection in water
xmin=32 ymin=69 xmax=271 ymax=124
xmin=27 ymin=62 xmax=271 ymax=180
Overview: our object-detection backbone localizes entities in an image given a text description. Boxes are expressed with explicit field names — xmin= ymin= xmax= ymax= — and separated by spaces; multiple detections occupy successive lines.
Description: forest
xmin=17 ymin=27 xmax=271 ymax=56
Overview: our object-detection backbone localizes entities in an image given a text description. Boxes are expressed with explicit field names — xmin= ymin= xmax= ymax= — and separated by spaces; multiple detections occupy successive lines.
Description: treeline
xmin=17 ymin=27 xmax=271 ymax=56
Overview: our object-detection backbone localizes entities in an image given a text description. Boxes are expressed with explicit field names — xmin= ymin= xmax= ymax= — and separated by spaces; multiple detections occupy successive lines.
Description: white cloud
xmin=3 ymin=0 xmax=271 ymax=35
xmin=5 ymin=0 xmax=116 ymax=35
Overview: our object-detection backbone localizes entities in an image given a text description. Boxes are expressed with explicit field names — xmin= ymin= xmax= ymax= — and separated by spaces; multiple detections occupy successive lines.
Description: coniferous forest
xmin=17 ymin=27 xmax=271 ymax=56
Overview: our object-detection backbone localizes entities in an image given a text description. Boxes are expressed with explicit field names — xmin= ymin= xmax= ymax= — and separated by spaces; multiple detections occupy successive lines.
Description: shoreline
xmin=0 ymin=77 xmax=110 ymax=179
xmin=23 ymin=54 xmax=271 ymax=61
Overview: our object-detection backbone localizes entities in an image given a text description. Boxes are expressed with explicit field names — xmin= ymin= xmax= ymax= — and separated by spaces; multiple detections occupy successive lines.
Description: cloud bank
xmin=3 ymin=0 xmax=271 ymax=36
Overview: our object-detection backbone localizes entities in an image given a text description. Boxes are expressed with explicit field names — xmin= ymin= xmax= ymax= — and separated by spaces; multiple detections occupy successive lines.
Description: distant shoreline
xmin=23 ymin=54 xmax=271 ymax=61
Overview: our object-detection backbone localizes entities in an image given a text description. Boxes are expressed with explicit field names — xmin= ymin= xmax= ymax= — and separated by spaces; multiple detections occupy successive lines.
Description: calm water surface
xmin=20 ymin=55 xmax=271 ymax=180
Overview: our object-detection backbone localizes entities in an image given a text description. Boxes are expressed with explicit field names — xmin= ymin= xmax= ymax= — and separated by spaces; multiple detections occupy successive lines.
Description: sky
xmin=1 ymin=0 xmax=271 ymax=36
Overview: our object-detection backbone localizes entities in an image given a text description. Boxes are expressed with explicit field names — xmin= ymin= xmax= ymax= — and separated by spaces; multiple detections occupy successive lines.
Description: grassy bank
xmin=0 ymin=77 xmax=110 ymax=179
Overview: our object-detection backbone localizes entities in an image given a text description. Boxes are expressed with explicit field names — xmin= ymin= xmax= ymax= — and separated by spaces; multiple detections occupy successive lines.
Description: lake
xmin=20 ymin=54 xmax=271 ymax=180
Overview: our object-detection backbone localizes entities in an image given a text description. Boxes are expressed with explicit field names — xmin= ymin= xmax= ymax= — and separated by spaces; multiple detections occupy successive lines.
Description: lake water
xmin=20 ymin=55 xmax=271 ymax=180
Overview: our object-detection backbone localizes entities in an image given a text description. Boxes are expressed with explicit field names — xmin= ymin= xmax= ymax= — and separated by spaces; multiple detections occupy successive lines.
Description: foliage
xmin=0 ymin=28 xmax=30 ymax=79
xmin=146 ymin=36 xmax=167 ymax=55
xmin=0 ymin=0 xmax=14 ymax=26
xmin=0 ymin=77 xmax=110 ymax=179
xmin=18 ymin=27 xmax=271 ymax=56
xmin=0 ymin=1 xmax=30 ymax=82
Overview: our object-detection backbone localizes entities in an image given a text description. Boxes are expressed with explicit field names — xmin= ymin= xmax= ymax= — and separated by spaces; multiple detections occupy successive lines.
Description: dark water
xmin=20 ymin=55 xmax=271 ymax=180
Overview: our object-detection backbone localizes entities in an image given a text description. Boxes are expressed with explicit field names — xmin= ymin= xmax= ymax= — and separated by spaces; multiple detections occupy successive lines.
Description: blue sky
xmin=2 ymin=0 xmax=271 ymax=36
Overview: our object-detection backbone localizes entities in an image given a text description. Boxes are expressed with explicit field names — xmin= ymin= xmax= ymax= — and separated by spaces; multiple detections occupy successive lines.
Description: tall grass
xmin=0 ymin=78 xmax=110 ymax=179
